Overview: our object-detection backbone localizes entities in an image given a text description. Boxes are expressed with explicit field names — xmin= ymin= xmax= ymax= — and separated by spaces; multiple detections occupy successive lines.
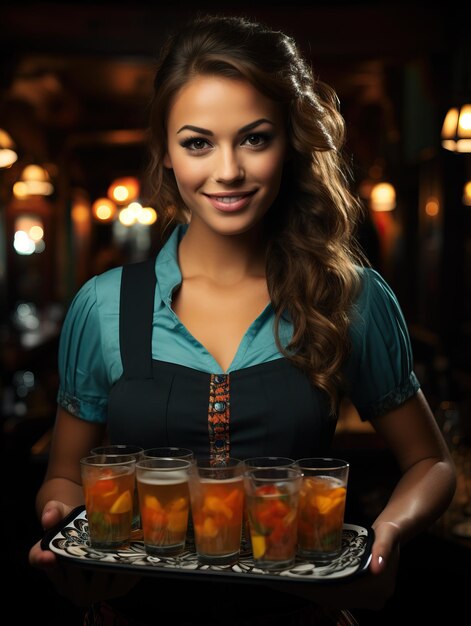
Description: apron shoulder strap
xmin=119 ymin=257 xmax=156 ymax=378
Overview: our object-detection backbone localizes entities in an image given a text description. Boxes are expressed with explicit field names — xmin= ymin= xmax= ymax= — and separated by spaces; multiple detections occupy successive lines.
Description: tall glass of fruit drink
xmin=136 ymin=457 xmax=192 ymax=556
xmin=80 ymin=454 xmax=136 ymax=550
xmin=188 ymin=458 xmax=245 ymax=565
xmin=297 ymin=457 xmax=349 ymax=563
xmin=244 ymin=466 xmax=302 ymax=570
xmin=90 ymin=444 xmax=144 ymax=530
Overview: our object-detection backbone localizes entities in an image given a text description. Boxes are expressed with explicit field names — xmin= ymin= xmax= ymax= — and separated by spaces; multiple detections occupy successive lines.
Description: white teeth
xmin=214 ymin=196 xmax=244 ymax=203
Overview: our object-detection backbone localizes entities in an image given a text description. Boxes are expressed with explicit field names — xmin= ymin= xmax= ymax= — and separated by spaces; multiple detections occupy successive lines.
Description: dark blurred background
xmin=1 ymin=1 xmax=470 ymax=624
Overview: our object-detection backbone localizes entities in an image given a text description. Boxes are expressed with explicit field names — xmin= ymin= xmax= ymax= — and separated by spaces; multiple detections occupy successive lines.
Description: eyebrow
xmin=176 ymin=118 xmax=275 ymax=135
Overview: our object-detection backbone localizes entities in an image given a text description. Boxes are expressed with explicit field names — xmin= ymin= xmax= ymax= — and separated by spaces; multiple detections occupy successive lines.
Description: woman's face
xmin=164 ymin=75 xmax=287 ymax=237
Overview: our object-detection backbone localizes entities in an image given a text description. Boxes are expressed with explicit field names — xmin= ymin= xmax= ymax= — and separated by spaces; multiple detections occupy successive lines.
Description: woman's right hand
xmin=29 ymin=500 xmax=72 ymax=570
xmin=29 ymin=500 xmax=141 ymax=607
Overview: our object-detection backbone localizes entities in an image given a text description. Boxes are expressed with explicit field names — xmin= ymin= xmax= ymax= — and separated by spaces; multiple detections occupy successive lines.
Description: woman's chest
xmin=171 ymin=278 xmax=270 ymax=372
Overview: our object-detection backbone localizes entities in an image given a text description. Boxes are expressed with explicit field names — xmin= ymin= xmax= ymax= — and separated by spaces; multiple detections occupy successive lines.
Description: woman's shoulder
xmin=350 ymin=265 xmax=407 ymax=338
xmin=353 ymin=265 xmax=399 ymax=311
xmin=355 ymin=264 xmax=390 ymax=290
xmin=94 ymin=265 xmax=123 ymax=291
xmin=68 ymin=265 xmax=123 ymax=318
xmin=94 ymin=265 xmax=123 ymax=315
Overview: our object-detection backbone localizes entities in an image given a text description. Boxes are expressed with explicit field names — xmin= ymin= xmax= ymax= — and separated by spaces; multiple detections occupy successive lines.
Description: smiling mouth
xmin=211 ymin=195 xmax=250 ymax=204
xmin=204 ymin=191 xmax=256 ymax=202
xmin=203 ymin=191 xmax=257 ymax=212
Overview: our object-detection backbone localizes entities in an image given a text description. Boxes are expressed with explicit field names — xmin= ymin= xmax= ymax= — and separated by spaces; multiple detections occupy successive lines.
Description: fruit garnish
xmin=110 ymin=490 xmax=132 ymax=514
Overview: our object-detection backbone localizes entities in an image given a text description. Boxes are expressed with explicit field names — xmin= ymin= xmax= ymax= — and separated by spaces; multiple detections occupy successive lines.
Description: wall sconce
xmin=441 ymin=104 xmax=471 ymax=153
xmin=0 ymin=128 xmax=18 ymax=168
xmin=13 ymin=164 xmax=54 ymax=197
xmin=107 ymin=177 xmax=140 ymax=205
xmin=370 ymin=182 xmax=396 ymax=212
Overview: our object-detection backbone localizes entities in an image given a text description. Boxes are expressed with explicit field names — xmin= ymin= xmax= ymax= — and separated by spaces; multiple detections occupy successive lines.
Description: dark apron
xmin=107 ymin=258 xmax=336 ymax=459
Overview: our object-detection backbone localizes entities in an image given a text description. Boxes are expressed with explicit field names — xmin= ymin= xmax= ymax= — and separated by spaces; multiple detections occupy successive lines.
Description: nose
xmin=215 ymin=147 xmax=244 ymax=184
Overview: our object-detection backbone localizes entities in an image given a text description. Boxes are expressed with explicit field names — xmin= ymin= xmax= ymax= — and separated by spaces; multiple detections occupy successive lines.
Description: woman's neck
xmin=178 ymin=222 xmax=267 ymax=285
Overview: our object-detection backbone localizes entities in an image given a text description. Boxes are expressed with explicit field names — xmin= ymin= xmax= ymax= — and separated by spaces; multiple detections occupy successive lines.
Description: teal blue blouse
xmin=57 ymin=224 xmax=419 ymax=423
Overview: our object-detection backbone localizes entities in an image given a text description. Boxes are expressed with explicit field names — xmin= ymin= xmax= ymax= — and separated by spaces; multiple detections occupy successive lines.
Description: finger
xmin=41 ymin=501 xmax=71 ymax=529
xmin=29 ymin=539 xmax=57 ymax=568
xmin=370 ymin=521 xmax=401 ymax=574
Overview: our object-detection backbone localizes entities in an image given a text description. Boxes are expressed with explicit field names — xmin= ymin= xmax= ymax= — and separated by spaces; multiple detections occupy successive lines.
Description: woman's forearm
xmin=35 ymin=477 xmax=85 ymax=519
xmin=372 ymin=456 xmax=456 ymax=543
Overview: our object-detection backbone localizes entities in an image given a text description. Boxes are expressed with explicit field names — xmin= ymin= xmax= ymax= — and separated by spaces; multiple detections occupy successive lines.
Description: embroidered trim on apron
xmin=207 ymin=373 xmax=230 ymax=464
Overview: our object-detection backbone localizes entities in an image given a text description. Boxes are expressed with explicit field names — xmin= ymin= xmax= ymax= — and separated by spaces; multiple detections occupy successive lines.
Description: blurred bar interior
xmin=0 ymin=2 xmax=470 ymax=624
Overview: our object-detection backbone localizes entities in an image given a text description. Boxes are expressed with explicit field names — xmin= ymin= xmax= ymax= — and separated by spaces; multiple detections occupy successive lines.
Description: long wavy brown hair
xmin=147 ymin=14 xmax=366 ymax=413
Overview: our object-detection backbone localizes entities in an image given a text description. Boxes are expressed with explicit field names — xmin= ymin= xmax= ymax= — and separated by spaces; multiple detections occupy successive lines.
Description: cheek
xmin=255 ymin=152 xmax=285 ymax=187
xmin=172 ymin=156 xmax=207 ymax=190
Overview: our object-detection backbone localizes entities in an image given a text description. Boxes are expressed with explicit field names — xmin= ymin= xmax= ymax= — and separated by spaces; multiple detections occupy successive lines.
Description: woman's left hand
xmin=271 ymin=520 xmax=401 ymax=611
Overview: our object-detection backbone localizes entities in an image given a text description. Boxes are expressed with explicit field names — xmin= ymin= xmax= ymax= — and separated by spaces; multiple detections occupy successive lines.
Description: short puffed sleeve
xmin=56 ymin=276 xmax=111 ymax=422
xmin=343 ymin=267 xmax=420 ymax=421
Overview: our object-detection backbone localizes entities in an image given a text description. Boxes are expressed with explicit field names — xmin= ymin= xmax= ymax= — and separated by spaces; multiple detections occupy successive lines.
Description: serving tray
xmin=41 ymin=505 xmax=373 ymax=584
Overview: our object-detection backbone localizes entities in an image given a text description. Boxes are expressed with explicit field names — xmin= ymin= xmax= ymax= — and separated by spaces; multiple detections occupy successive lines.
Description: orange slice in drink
xmin=168 ymin=510 xmax=188 ymax=532
xmin=110 ymin=490 xmax=132 ymax=514
xmin=251 ymin=535 xmax=266 ymax=559
xmin=203 ymin=496 xmax=233 ymax=519
xmin=145 ymin=495 xmax=163 ymax=512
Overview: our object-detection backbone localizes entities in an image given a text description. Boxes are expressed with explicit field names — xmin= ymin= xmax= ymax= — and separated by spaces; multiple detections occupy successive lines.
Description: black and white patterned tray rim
xmin=44 ymin=506 xmax=373 ymax=583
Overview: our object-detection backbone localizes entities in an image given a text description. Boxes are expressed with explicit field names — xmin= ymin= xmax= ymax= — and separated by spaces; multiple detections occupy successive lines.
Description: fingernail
xmin=378 ymin=555 xmax=384 ymax=569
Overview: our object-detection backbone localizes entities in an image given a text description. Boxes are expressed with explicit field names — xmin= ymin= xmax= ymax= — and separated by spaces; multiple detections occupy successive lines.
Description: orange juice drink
xmin=297 ymin=458 xmax=349 ymax=562
xmin=189 ymin=458 xmax=245 ymax=565
xmin=136 ymin=458 xmax=192 ymax=556
xmin=90 ymin=445 xmax=144 ymax=530
xmin=81 ymin=455 xmax=136 ymax=550
xmin=244 ymin=466 xmax=302 ymax=570
xmin=242 ymin=458 xmax=298 ymax=551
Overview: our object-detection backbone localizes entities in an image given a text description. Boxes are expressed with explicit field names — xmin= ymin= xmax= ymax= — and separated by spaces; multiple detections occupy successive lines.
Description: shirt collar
xmin=155 ymin=223 xmax=188 ymax=305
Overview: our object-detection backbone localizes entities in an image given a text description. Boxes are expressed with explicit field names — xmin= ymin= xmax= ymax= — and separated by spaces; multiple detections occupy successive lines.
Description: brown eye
xmin=246 ymin=134 xmax=263 ymax=146
xmin=190 ymin=139 xmax=208 ymax=150
xmin=242 ymin=132 xmax=272 ymax=148
xmin=180 ymin=137 xmax=211 ymax=151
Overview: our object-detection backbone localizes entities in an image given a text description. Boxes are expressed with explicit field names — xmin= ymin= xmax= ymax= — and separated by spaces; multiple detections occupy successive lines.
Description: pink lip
xmin=204 ymin=191 xmax=256 ymax=212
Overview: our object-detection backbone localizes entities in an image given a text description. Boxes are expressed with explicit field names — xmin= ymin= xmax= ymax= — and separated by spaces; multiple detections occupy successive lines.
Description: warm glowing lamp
xmin=107 ymin=177 xmax=140 ymax=205
xmin=13 ymin=215 xmax=45 ymax=255
xmin=425 ymin=197 xmax=440 ymax=217
xmin=441 ymin=104 xmax=471 ymax=153
xmin=92 ymin=197 xmax=117 ymax=221
xmin=0 ymin=128 xmax=18 ymax=168
xmin=137 ymin=206 xmax=157 ymax=225
xmin=463 ymin=181 xmax=471 ymax=206
xmin=117 ymin=202 xmax=157 ymax=226
xmin=13 ymin=164 xmax=54 ymax=197
xmin=370 ymin=182 xmax=396 ymax=212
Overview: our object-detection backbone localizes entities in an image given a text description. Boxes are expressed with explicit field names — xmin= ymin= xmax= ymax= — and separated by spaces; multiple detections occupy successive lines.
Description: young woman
xmin=29 ymin=14 xmax=456 ymax=626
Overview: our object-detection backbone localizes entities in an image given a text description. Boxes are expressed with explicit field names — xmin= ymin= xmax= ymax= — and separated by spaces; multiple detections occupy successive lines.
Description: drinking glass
xmin=297 ymin=457 xmax=349 ymax=563
xmin=242 ymin=457 xmax=298 ymax=549
xmin=143 ymin=447 xmax=194 ymax=461
xmin=81 ymin=454 xmax=136 ymax=550
xmin=244 ymin=457 xmax=298 ymax=469
xmin=136 ymin=458 xmax=192 ymax=556
xmin=188 ymin=457 xmax=245 ymax=565
xmin=143 ymin=448 xmax=195 ymax=542
xmin=90 ymin=444 xmax=144 ymax=530
xmin=244 ymin=466 xmax=302 ymax=570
